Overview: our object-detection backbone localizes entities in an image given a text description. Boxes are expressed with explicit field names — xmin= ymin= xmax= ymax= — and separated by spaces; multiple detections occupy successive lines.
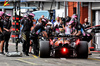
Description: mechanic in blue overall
xmin=21 ymin=13 xmax=34 ymax=56
xmin=0 ymin=12 xmax=5 ymax=55
xmin=3 ymin=14 xmax=12 ymax=54
xmin=68 ymin=14 xmax=92 ymax=55
xmin=30 ymin=18 xmax=48 ymax=56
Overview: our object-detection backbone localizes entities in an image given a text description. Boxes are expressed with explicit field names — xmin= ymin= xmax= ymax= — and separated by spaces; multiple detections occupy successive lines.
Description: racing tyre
xmin=77 ymin=41 xmax=88 ymax=59
xmin=39 ymin=41 xmax=50 ymax=58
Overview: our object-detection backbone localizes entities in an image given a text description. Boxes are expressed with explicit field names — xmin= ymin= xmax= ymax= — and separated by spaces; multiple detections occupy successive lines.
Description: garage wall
xmin=95 ymin=11 xmax=100 ymax=50
xmin=92 ymin=2 xmax=100 ymax=10
xmin=56 ymin=9 xmax=65 ymax=18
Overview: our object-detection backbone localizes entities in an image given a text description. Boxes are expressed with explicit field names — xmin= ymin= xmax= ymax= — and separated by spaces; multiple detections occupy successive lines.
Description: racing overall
xmin=0 ymin=19 xmax=4 ymax=41
xmin=21 ymin=17 xmax=33 ymax=55
xmin=45 ymin=24 xmax=53 ymax=37
xmin=83 ymin=22 xmax=91 ymax=29
xmin=72 ymin=23 xmax=92 ymax=42
xmin=0 ymin=18 xmax=5 ymax=54
xmin=3 ymin=18 xmax=11 ymax=52
xmin=31 ymin=23 xmax=45 ymax=55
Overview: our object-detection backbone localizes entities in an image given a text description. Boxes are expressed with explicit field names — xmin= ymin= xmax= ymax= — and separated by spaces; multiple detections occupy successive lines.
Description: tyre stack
xmin=11 ymin=16 xmax=20 ymax=43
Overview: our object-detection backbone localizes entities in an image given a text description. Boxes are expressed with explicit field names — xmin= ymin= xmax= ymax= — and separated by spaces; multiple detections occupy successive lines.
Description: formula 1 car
xmin=39 ymin=33 xmax=88 ymax=58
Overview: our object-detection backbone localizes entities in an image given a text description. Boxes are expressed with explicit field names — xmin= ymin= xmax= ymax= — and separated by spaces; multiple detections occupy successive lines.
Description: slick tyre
xmin=39 ymin=41 xmax=50 ymax=58
xmin=77 ymin=41 xmax=88 ymax=59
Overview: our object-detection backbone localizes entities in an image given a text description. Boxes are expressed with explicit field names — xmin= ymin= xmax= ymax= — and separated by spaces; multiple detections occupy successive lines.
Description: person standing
xmin=83 ymin=18 xmax=92 ymax=55
xmin=30 ymin=18 xmax=48 ymax=56
xmin=21 ymin=13 xmax=33 ymax=56
xmin=41 ymin=15 xmax=44 ymax=19
xmin=54 ymin=17 xmax=61 ymax=34
xmin=54 ymin=17 xmax=60 ymax=27
xmin=0 ymin=13 xmax=5 ymax=55
xmin=69 ymin=14 xmax=92 ymax=55
xmin=51 ymin=19 xmax=55 ymax=25
xmin=83 ymin=18 xmax=91 ymax=29
xmin=64 ymin=16 xmax=71 ymax=35
xmin=3 ymin=14 xmax=12 ymax=54
xmin=29 ymin=14 xmax=36 ymax=54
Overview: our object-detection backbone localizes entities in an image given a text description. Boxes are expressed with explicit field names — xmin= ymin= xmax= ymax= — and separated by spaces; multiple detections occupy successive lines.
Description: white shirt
xmin=54 ymin=21 xmax=60 ymax=27
xmin=65 ymin=26 xmax=71 ymax=35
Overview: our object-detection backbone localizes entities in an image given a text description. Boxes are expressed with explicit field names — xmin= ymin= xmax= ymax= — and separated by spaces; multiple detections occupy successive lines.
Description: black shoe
xmin=88 ymin=53 xmax=92 ymax=55
xmin=26 ymin=54 xmax=29 ymax=56
xmin=23 ymin=52 xmax=26 ymax=55
xmin=29 ymin=52 xmax=33 ymax=54
xmin=34 ymin=52 xmax=39 ymax=56
xmin=0 ymin=52 xmax=5 ymax=55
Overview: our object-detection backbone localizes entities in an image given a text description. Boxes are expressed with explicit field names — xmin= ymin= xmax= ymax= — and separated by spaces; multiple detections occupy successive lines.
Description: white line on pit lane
xmin=8 ymin=43 xmax=22 ymax=46
xmin=95 ymin=57 xmax=100 ymax=59
xmin=91 ymin=54 xmax=100 ymax=56
xmin=60 ymin=58 xmax=66 ymax=60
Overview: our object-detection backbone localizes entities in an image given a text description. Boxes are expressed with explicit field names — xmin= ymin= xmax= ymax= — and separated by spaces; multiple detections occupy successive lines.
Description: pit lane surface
xmin=0 ymin=43 xmax=100 ymax=66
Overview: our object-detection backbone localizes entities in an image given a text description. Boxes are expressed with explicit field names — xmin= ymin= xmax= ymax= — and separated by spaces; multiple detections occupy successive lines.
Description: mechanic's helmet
xmin=23 ymin=15 xmax=27 ymax=18
xmin=42 ymin=18 xmax=48 ymax=25
xmin=28 ymin=13 xmax=35 ymax=17
xmin=5 ymin=14 xmax=11 ymax=20
xmin=0 ymin=11 xmax=4 ymax=16
xmin=65 ymin=16 xmax=71 ymax=22
xmin=68 ymin=18 xmax=76 ymax=27
xmin=72 ymin=14 xmax=78 ymax=19
xmin=5 ymin=13 xmax=11 ymax=17
xmin=0 ymin=11 xmax=5 ymax=19
xmin=0 ymin=14 xmax=2 ymax=17
xmin=0 ymin=14 xmax=2 ymax=19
